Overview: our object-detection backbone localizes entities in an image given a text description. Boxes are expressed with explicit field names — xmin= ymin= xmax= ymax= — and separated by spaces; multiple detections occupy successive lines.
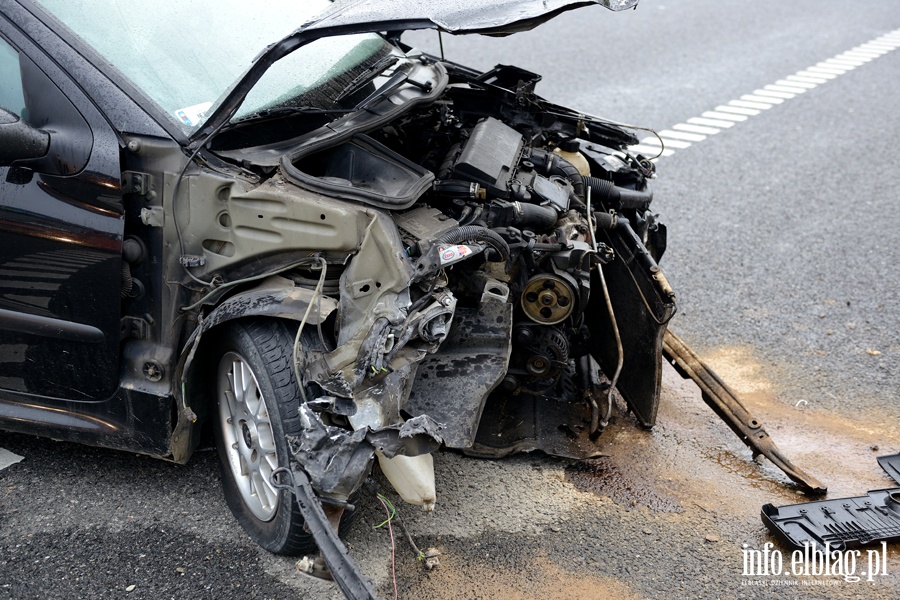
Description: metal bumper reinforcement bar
xmin=663 ymin=330 xmax=827 ymax=495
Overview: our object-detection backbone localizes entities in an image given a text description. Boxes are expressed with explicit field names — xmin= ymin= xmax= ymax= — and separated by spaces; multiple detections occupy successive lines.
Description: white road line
xmin=629 ymin=144 xmax=675 ymax=157
xmin=657 ymin=129 xmax=707 ymax=142
xmin=640 ymin=136 xmax=691 ymax=149
xmin=741 ymin=94 xmax=784 ymax=105
xmin=797 ymin=67 xmax=847 ymax=79
xmin=787 ymin=74 xmax=830 ymax=84
xmin=765 ymin=84 xmax=807 ymax=94
xmin=702 ymin=110 xmax=748 ymax=122
xmin=794 ymin=69 xmax=843 ymax=83
xmin=776 ymin=78 xmax=817 ymax=89
xmin=627 ymin=26 xmax=900 ymax=161
xmin=0 ymin=448 xmax=24 ymax=471
xmin=752 ymin=88 xmax=795 ymax=99
xmin=843 ymin=50 xmax=883 ymax=58
xmin=729 ymin=99 xmax=774 ymax=110
xmin=823 ymin=59 xmax=861 ymax=68
xmin=866 ymin=42 xmax=899 ymax=50
xmin=687 ymin=116 xmax=735 ymax=128
xmin=715 ymin=105 xmax=761 ymax=116
xmin=673 ymin=123 xmax=721 ymax=135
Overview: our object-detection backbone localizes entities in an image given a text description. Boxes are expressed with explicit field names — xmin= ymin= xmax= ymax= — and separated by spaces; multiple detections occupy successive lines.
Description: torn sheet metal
xmin=663 ymin=329 xmax=826 ymax=495
xmin=762 ymin=489 xmax=900 ymax=552
xmin=289 ymin=403 xmax=443 ymax=497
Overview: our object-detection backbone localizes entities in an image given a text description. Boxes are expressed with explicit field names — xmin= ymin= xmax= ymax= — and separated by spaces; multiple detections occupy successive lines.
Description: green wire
xmin=373 ymin=493 xmax=396 ymax=529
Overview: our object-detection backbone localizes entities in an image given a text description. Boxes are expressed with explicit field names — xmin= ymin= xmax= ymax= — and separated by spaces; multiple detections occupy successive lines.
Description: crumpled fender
xmin=171 ymin=283 xmax=338 ymax=442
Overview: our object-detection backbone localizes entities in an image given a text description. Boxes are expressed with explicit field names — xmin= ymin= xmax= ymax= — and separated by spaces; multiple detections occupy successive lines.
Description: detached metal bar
xmin=663 ymin=329 xmax=827 ymax=495
xmin=272 ymin=467 xmax=381 ymax=600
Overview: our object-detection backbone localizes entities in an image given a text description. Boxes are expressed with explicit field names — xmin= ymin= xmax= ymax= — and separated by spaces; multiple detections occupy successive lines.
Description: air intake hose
xmin=529 ymin=149 xmax=584 ymax=197
xmin=583 ymin=176 xmax=653 ymax=210
xmin=512 ymin=202 xmax=558 ymax=230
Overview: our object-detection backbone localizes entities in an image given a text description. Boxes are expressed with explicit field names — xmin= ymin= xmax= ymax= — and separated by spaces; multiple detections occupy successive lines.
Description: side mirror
xmin=0 ymin=107 xmax=50 ymax=166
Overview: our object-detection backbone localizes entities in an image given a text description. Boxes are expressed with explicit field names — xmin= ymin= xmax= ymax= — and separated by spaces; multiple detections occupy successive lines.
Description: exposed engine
xmin=359 ymin=64 xmax=668 ymax=434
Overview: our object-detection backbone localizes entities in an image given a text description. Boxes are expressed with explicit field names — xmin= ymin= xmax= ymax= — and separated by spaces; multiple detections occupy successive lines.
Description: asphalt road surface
xmin=2 ymin=2 xmax=899 ymax=599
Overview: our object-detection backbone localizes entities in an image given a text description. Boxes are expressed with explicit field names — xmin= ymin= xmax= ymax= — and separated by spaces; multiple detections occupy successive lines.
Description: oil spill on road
xmin=564 ymin=458 xmax=683 ymax=513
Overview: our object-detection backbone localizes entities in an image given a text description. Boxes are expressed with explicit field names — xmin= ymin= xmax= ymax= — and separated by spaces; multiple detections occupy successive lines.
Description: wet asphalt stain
xmin=0 ymin=526 xmax=292 ymax=600
xmin=564 ymin=459 xmax=683 ymax=513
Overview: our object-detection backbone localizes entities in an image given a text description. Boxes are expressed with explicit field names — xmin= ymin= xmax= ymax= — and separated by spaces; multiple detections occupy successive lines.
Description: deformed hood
xmin=192 ymin=0 xmax=639 ymax=145
xmin=297 ymin=0 xmax=639 ymax=36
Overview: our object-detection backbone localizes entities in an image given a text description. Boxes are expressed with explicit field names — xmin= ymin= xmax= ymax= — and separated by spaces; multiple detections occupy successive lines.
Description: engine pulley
xmin=521 ymin=274 xmax=575 ymax=325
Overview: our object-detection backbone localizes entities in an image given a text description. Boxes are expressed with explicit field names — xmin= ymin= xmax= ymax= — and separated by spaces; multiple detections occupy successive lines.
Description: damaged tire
xmin=211 ymin=319 xmax=355 ymax=555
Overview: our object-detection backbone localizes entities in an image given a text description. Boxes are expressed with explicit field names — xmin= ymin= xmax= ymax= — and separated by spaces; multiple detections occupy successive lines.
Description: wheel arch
xmin=171 ymin=285 xmax=338 ymax=463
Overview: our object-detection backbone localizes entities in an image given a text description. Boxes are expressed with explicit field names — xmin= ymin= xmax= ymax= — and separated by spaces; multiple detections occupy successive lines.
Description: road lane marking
xmin=630 ymin=27 xmax=900 ymax=161
xmin=0 ymin=448 xmax=24 ymax=471
xmin=702 ymin=111 xmax=747 ymax=122
xmin=687 ymin=116 xmax=735 ymax=128
xmin=673 ymin=123 xmax=721 ymax=135
xmin=715 ymin=105 xmax=761 ymax=115
xmin=741 ymin=94 xmax=784 ymax=105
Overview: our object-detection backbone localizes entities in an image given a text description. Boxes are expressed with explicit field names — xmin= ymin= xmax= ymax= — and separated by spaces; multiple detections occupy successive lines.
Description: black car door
xmin=0 ymin=20 xmax=123 ymax=401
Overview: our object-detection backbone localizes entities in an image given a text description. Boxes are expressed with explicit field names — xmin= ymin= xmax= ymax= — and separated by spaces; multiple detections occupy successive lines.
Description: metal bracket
xmin=120 ymin=316 xmax=149 ymax=340
xmin=122 ymin=170 xmax=151 ymax=196
xmin=663 ymin=329 xmax=826 ymax=495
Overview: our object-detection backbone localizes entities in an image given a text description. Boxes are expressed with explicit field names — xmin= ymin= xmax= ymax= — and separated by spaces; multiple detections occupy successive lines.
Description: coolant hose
xmin=436 ymin=225 xmax=510 ymax=262
xmin=583 ymin=176 xmax=653 ymax=210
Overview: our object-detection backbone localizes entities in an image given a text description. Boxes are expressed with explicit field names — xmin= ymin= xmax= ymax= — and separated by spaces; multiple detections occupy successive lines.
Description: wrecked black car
xmin=0 ymin=1 xmax=823 ymax=591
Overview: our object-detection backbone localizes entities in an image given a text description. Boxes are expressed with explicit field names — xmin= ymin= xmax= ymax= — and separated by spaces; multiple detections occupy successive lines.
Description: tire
xmin=211 ymin=319 xmax=357 ymax=555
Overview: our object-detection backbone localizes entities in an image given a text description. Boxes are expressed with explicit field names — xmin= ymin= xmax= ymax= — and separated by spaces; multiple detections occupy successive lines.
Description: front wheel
xmin=211 ymin=319 xmax=353 ymax=555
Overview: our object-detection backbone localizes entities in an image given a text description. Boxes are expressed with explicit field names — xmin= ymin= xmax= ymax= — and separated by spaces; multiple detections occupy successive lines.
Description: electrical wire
xmin=292 ymin=257 xmax=328 ymax=404
xmin=179 ymin=256 xmax=319 ymax=313
xmin=375 ymin=493 xmax=399 ymax=600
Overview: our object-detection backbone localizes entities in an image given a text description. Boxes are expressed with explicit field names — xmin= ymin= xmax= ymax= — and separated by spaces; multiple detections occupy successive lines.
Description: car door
xmin=0 ymin=20 xmax=124 ymax=401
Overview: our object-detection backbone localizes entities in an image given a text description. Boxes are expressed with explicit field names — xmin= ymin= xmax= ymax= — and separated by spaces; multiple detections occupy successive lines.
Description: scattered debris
xmin=125 ymin=585 xmax=136 ymax=592
xmin=705 ymin=535 xmax=720 ymax=543
xmin=423 ymin=548 xmax=441 ymax=571
xmin=0 ymin=448 xmax=23 ymax=472
xmin=762 ymin=488 xmax=900 ymax=551
xmin=866 ymin=349 xmax=882 ymax=356
xmin=877 ymin=452 xmax=900 ymax=485
xmin=296 ymin=556 xmax=315 ymax=575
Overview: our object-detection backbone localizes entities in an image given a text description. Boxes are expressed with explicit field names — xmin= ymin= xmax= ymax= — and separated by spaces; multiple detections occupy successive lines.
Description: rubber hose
xmin=529 ymin=149 xmax=584 ymax=197
xmin=436 ymin=225 xmax=510 ymax=262
xmin=583 ymin=176 xmax=653 ymax=210
xmin=592 ymin=211 xmax=618 ymax=230
xmin=513 ymin=202 xmax=558 ymax=230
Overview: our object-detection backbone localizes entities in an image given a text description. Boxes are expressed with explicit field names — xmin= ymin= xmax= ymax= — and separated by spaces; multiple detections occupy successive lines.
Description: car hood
xmin=296 ymin=0 xmax=639 ymax=36
xmin=191 ymin=0 xmax=639 ymax=145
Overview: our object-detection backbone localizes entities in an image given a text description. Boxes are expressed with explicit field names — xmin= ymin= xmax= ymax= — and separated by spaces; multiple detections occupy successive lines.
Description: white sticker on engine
xmin=174 ymin=101 xmax=213 ymax=127
xmin=438 ymin=245 xmax=474 ymax=265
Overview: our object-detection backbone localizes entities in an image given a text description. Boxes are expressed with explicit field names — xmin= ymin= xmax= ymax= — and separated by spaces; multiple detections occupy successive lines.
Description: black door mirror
xmin=0 ymin=107 xmax=50 ymax=166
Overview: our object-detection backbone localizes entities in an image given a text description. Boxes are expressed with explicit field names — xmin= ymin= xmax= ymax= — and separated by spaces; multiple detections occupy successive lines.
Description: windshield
xmin=35 ymin=0 xmax=390 ymax=131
